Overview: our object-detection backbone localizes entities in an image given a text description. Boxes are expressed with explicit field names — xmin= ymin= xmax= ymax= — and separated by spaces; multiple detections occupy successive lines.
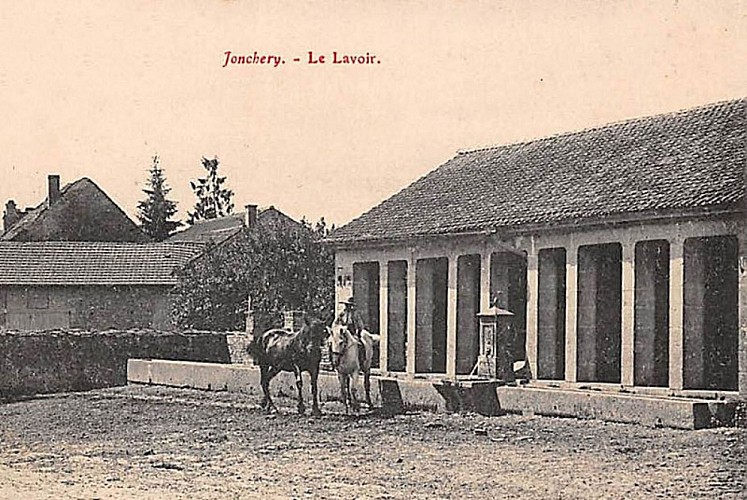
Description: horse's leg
xmin=294 ymin=366 xmax=306 ymax=415
xmin=310 ymin=367 xmax=322 ymax=417
xmin=263 ymin=366 xmax=281 ymax=413
xmin=350 ymin=369 xmax=361 ymax=413
xmin=259 ymin=365 xmax=270 ymax=409
xmin=364 ymin=369 xmax=372 ymax=408
xmin=338 ymin=372 xmax=350 ymax=414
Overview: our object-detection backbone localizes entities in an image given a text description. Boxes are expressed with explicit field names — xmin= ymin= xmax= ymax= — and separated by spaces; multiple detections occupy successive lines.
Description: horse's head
xmin=328 ymin=323 xmax=351 ymax=368
xmin=304 ymin=319 xmax=330 ymax=344
xmin=292 ymin=318 xmax=330 ymax=352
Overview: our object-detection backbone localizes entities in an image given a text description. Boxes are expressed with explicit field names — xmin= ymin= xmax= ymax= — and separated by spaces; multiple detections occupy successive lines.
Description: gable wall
xmin=0 ymin=285 xmax=175 ymax=331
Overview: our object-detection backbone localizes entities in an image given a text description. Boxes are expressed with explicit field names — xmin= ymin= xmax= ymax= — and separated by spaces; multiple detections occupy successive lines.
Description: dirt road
xmin=0 ymin=385 xmax=744 ymax=499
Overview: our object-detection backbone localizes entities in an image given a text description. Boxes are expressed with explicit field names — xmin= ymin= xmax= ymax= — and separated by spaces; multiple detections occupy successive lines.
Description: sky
xmin=0 ymin=0 xmax=744 ymax=228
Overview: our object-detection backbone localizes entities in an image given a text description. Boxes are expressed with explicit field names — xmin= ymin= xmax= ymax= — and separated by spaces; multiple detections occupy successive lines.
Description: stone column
xmin=480 ymin=252 xmax=491 ymax=310
xmin=669 ymin=237 xmax=685 ymax=391
xmin=446 ymin=254 xmax=458 ymax=379
xmin=406 ymin=254 xmax=417 ymax=376
xmin=621 ymin=241 xmax=635 ymax=387
xmin=379 ymin=261 xmax=389 ymax=373
xmin=526 ymin=251 xmax=539 ymax=380
xmin=565 ymin=245 xmax=578 ymax=382
xmin=739 ymin=233 xmax=747 ymax=397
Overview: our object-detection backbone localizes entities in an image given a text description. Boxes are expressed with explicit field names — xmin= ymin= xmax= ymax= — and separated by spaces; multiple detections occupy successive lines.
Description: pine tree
xmin=187 ymin=156 xmax=235 ymax=224
xmin=137 ymin=154 xmax=181 ymax=241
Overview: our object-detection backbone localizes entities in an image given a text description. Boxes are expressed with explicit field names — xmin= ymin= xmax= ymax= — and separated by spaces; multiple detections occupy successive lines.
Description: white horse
xmin=329 ymin=323 xmax=379 ymax=414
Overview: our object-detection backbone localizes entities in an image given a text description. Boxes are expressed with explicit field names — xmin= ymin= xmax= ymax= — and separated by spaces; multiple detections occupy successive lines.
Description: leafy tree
xmin=171 ymin=219 xmax=334 ymax=331
xmin=187 ymin=156 xmax=235 ymax=224
xmin=137 ymin=154 xmax=181 ymax=241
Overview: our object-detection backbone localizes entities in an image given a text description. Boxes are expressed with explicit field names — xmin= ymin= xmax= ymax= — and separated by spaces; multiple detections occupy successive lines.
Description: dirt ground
xmin=0 ymin=385 xmax=744 ymax=499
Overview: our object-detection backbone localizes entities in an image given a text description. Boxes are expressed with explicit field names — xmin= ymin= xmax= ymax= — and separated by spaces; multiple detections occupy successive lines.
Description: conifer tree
xmin=137 ymin=154 xmax=181 ymax=241
xmin=187 ymin=156 xmax=234 ymax=224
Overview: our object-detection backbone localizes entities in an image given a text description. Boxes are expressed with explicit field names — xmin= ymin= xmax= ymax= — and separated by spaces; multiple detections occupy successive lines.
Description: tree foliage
xmin=187 ymin=156 xmax=235 ymax=224
xmin=137 ymin=154 xmax=181 ymax=241
xmin=171 ymin=219 xmax=334 ymax=332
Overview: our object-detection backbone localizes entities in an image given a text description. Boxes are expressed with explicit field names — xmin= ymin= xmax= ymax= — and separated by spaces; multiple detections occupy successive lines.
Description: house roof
xmin=167 ymin=213 xmax=245 ymax=244
xmin=1 ymin=177 xmax=147 ymax=242
xmin=0 ymin=242 xmax=204 ymax=286
xmin=328 ymin=98 xmax=745 ymax=245
xmin=167 ymin=206 xmax=300 ymax=244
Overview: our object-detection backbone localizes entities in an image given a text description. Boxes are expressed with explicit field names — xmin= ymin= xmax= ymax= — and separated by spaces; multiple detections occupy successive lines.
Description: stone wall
xmin=1 ymin=285 xmax=175 ymax=331
xmin=0 ymin=329 xmax=234 ymax=399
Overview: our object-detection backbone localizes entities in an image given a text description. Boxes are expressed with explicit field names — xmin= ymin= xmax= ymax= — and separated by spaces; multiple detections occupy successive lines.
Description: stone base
xmin=495 ymin=385 xmax=737 ymax=430
xmin=127 ymin=359 xmax=738 ymax=428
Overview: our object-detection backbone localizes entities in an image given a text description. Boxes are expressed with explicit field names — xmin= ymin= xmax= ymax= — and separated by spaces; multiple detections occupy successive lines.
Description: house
xmin=326 ymin=98 xmax=746 ymax=399
xmin=0 ymin=241 xmax=203 ymax=331
xmin=167 ymin=204 xmax=302 ymax=245
xmin=2 ymin=175 xmax=148 ymax=242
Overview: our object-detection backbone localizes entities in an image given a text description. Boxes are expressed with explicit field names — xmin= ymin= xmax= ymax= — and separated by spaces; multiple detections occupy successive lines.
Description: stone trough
xmin=127 ymin=359 xmax=738 ymax=429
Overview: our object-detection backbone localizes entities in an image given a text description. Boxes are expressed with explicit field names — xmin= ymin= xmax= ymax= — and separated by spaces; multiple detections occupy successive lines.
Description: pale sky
xmin=0 ymin=1 xmax=744 ymax=228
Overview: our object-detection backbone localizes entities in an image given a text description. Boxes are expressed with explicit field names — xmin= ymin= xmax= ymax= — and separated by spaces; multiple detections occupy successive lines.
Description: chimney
xmin=48 ymin=174 xmax=61 ymax=206
xmin=3 ymin=200 xmax=22 ymax=232
xmin=244 ymin=204 xmax=258 ymax=228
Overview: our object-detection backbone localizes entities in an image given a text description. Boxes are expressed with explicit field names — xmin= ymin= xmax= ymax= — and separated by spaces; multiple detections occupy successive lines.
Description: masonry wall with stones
xmin=0 ymin=329 xmax=235 ymax=399
xmin=0 ymin=285 xmax=176 ymax=331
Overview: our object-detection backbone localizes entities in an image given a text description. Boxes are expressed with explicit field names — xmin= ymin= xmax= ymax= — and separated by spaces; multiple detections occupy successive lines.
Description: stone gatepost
xmin=284 ymin=310 xmax=306 ymax=332
xmin=227 ymin=295 xmax=254 ymax=364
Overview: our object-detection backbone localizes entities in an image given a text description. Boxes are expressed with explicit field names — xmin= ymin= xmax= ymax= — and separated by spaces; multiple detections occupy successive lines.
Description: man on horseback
xmin=335 ymin=296 xmax=367 ymax=370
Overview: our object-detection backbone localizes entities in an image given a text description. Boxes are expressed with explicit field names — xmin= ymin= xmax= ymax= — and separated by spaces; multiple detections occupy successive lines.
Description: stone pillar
xmin=480 ymin=252 xmax=491 ymax=310
xmin=406 ymin=254 xmax=417 ymax=376
xmin=526 ymin=251 xmax=539 ymax=380
xmin=284 ymin=310 xmax=305 ymax=332
xmin=739 ymin=232 xmax=747 ymax=398
xmin=379 ymin=261 xmax=389 ymax=373
xmin=669 ymin=238 xmax=685 ymax=391
xmin=386 ymin=261 xmax=408 ymax=372
xmin=446 ymin=254 xmax=458 ymax=379
xmin=621 ymin=241 xmax=635 ymax=387
xmin=565 ymin=245 xmax=578 ymax=382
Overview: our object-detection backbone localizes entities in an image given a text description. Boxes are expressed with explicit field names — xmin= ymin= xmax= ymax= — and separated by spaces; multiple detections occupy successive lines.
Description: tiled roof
xmin=328 ymin=98 xmax=745 ymax=244
xmin=167 ymin=213 xmax=245 ymax=244
xmin=1 ymin=177 xmax=147 ymax=242
xmin=0 ymin=242 xmax=204 ymax=286
xmin=167 ymin=206 xmax=300 ymax=244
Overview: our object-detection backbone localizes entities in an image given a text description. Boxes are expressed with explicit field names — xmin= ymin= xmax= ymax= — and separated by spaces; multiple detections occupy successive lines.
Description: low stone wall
xmin=129 ymin=359 xmax=744 ymax=428
xmin=0 ymin=329 xmax=235 ymax=399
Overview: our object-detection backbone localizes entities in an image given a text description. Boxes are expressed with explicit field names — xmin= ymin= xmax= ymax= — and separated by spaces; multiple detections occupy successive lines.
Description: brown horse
xmin=249 ymin=317 xmax=330 ymax=416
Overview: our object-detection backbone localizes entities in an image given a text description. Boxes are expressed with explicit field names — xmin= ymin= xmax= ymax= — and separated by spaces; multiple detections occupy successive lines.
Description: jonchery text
xmin=222 ymin=51 xmax=380 ymax=68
